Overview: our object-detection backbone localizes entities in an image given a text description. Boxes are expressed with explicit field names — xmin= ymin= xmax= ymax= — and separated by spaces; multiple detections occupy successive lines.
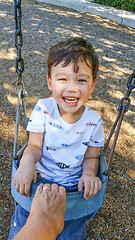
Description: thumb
xmin=78 ymin=179 xmax=84 ymax=191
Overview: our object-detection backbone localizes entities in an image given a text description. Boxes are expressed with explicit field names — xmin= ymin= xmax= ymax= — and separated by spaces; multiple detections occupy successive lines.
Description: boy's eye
xmin=78 ymin=79 xmax=87 ymax=82
xmin=58 ymin=78 xmax=67 ymax=81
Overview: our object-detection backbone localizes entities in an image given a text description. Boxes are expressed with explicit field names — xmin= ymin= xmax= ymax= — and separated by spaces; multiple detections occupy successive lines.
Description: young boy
xmin=9 ymin=37 xmax=104 ymax=240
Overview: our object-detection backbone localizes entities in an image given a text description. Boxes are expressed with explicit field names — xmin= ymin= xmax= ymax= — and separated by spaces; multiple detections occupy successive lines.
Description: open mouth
xmin=63 ymin=97 xmax=79 ymax=103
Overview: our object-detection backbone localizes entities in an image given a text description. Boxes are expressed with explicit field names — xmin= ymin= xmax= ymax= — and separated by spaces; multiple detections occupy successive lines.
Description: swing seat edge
xmin=11 ymin=154 xmax=108 ymax=221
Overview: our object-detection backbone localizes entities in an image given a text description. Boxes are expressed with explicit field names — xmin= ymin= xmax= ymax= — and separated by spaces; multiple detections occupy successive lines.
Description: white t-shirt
xmin=27 ymin=98 xmax=104 ymax=187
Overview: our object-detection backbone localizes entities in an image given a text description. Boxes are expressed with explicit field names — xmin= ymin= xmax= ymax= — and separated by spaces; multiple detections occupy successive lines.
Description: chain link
xmin=126 ymin=68 xmax=135 ymax=98
xmin=14 ymin=0 xmax=24 ymax=86
xmin=117 ymin=69 xmax=135 ymax=113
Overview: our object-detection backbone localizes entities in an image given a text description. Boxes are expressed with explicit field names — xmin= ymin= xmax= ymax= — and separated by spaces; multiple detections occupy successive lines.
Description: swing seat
xmin=11 ymin=153 xmax=107 ymax=221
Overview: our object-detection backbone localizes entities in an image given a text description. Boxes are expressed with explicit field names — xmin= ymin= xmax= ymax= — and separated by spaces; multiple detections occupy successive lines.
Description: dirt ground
xmin=0 ymin=0 xmax=135 ymax=239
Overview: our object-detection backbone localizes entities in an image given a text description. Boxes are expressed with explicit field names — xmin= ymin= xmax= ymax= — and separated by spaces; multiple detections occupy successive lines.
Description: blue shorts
xmin=8 ymin=202 xmax=87 ymax=240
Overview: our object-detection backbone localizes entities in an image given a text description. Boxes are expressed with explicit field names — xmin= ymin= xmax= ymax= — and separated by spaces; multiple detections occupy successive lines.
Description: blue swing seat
xmin=11 ymin=153 xmax=107 ymax=221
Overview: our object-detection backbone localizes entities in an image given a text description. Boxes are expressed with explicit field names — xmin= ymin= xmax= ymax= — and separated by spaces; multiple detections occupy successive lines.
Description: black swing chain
xmin=117 ymin=69 xmax=135 ymax=113
xmin=13 ymin=0 xmax=24 ymax=88
xmin=103 ymin=69 xmax=135 ymax=175
xmin=13 ymin=0 xmax=29 ymax=159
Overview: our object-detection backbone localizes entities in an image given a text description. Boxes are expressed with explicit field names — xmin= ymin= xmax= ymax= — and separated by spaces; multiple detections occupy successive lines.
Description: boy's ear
xmin=90 ymin=79 xmax=96 ymax=93
xmin=47 ymin=75 xmax=52 ymax=91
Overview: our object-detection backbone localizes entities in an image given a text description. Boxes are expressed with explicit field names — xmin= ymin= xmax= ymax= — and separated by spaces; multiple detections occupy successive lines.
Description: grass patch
xmin=93 ymin=0 xmax=135 ymax=12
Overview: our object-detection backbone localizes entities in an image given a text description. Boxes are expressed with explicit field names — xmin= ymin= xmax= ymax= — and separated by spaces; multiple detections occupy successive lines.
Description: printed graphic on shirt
xmin=34 ymin=105 xmax=41 ymax=111
xmin=46 ymin=146 xmax=56 ymax=151
xmin=43 ymin=110 xmax=51 ymax=115
xmin=56 ymin=162 xmax=70 ymax=169
xmin=90 ymin=139 xmax=99 ymax=143
xmin=61 ymin=143 xmax=71 ymax=147
xmin=29 ymin=119 xmax=32 ymax=122
xmin=98 ymin=118 xmax=102 ymax=123
xmin=71 ymin=181 xmax=78 ymax=185
xmin=82 ymin=142 xmax=89 ymax=146
xmin=75 ymin=155 xmax=84 ymax=160
xmin=65 ymin=179 xmax=79 ymax=185
xmin=75 ymin=131 xmax=85 ymax=135
xmin=67 ymin=172 xmax=73 ymax=176
xmin=86 ymin=122 xmax=97 ymax=126
xmin=49 ymin=122 xmax=64 ymax=130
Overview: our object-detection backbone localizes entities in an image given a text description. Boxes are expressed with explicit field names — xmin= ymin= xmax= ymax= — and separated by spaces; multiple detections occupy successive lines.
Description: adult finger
xmin=34 ymin=183 xmax=43 ymax=197
xmin=59 ymin=186 xmax=66 ymax=199
xmin=43 ymin=184 xmax=51 ymax=192
xmin=51 ymin=183 xmax=59 ymax=193
xmin=15 ymin=183 xmax=19 ymax=193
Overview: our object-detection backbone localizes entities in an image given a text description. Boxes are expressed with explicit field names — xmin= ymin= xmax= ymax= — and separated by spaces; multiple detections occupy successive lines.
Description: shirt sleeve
xmin=26 ymin=99 xmax=46 ymax=133
xmin=89 ymin=118 xmax=104 ymax=147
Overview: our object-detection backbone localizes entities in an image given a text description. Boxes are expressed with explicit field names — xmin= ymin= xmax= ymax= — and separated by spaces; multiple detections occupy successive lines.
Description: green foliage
xmin=93 ymin=0 xmax=135 ymax=12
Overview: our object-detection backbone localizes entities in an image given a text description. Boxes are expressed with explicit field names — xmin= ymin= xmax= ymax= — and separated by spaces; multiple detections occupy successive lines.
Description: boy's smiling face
xmin=47 ymin=60 xmax=96 ymax=120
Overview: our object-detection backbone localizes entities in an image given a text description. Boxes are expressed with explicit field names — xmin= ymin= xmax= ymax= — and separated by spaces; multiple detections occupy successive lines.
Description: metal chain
xmin=13 ymin=0 xmax=29 ymax=159
xmin=103 ymin=69 xmax=135 ymax=154
xmin=103 ymin=69 xmax=135 ymax=175
xmin=13 ymin=0 xmax=24 ymax=86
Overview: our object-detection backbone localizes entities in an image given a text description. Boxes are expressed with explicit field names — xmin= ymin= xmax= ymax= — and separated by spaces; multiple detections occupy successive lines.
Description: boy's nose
xmin=66 ymin=81 xmax=77 ymax=92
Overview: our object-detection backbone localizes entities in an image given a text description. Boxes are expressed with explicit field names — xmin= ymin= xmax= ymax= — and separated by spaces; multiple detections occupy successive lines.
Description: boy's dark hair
xmin=47 ymin=37 xmax=99 ymax=81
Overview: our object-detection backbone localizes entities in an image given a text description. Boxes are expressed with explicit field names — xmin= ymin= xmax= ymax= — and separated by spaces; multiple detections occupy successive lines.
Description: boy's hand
xmin=14 ymin=161 xmax=37 ymax=197
xmin=78 ymin=174 xmax=102 ymax=200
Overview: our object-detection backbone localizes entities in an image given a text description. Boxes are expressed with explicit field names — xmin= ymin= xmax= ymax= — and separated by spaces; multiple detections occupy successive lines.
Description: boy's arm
xmin=78 ymin=146 xmax=102 ymax=200
xmin=14 ymin=132 xmax=44 ymax=197
xmin=21 ymin=131 xmax=44 ymax=164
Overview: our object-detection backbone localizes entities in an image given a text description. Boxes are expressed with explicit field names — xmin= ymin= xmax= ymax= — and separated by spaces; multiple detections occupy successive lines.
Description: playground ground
xmin=0 ymin=0 xmax=135 ymax=239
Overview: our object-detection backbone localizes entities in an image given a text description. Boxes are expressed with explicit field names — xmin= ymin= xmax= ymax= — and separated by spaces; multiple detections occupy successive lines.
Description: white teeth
xmin=64 ymin=97 xmax=78 ymax=103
